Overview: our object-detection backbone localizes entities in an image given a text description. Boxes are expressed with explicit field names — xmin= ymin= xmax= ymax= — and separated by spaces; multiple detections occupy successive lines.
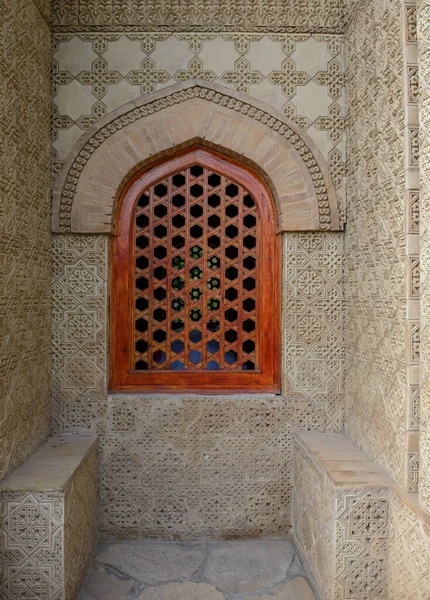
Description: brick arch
xmin=52 ymin=81 xmax=340 ymax=233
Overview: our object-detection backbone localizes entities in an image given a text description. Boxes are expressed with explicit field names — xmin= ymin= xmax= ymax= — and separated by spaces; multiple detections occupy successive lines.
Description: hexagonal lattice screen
xmin=134 ymin=164 xmax=258 ymax=371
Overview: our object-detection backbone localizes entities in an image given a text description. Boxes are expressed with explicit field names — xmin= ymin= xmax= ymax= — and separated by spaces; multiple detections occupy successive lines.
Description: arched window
xmin=111 ymin=147 xmax=280 ymax=392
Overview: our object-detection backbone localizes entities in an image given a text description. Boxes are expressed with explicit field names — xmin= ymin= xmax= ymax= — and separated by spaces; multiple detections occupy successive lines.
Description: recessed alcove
xmin=1 ymin=0 xmax=430 ymax=598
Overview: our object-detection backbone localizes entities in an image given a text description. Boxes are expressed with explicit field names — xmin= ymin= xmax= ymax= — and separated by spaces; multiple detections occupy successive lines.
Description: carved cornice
xmin=52 ymin=0 xmax=346 ymax=34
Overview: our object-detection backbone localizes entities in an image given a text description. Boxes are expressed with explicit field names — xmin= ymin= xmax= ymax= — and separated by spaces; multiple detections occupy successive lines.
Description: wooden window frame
xmin=110 ymin=147 xmax=281 ymax=393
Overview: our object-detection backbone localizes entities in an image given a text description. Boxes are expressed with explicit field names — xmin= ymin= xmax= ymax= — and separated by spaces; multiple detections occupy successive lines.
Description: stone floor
xmin=79 ymin=539 xmax=316 ymax=600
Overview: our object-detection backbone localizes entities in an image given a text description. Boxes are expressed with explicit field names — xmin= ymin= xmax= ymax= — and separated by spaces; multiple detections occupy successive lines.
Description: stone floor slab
xmin=80 ymin=539 xmax=314 ymax=600
xmin=239 ymin=577 xmax=315 ymax=600
xmin=204 ymin=540 xmax=295 ymax=595
xmin=136 ymin=581 xmax=225 ymax=600
xmin=82 ymin=565 xmax=137 ymax=600
xmin=96 ymin=542 xmax=206 ymax=584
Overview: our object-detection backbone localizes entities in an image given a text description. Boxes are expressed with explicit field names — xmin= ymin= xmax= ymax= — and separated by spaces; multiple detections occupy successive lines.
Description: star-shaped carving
xmin=221 ymin=57 xmax=263 ymax=93
xmin=125 ymin=57 xmax=170 ymax=94
xmin=268 ymin=59 xmax=310 ymax=100
xmin=76 ymin=57 xmax=122 ymax=99
xmin=314 ymin=103 xmax=345 ymax=145
xmin=314 ymin=60 xmax=344 ymax=100
xmin=174 ymin=57 xmax=216 ymax=83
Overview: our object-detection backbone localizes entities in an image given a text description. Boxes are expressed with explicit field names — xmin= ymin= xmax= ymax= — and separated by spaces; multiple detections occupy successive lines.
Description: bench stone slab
xmin=0 ymin=435 xmax=97 ymax=600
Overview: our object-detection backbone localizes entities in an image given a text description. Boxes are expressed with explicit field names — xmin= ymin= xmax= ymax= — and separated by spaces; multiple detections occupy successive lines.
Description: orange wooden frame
xmin=110 ymin=147 xmax=281 ymax=393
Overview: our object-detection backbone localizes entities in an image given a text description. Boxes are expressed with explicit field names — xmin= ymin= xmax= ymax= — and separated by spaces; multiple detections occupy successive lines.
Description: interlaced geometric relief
xmin=134 ymin=165 xmax=258 ymax=372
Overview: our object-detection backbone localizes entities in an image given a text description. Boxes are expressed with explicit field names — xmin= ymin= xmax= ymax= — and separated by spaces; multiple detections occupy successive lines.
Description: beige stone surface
xmin=52 ymin=82 xmax=339 ymax=234
xmin=293 ymin=433 xmax=389 ymax=600
xmin=345 ymin=0 xmax=419 ymax=496
xmin=136 ymin=582 xmax=224 ymax=600
xmin=240 ymin=577 xmax=316 ymax=600
xmin=51 ymin=0 xmax=345 ymax=31
xmin=386 ymin=490 xmax=430 ymax=600
xmin=52 ymin=232 xmax=344 ymax=540
xmin=80 ymin=539 xmax=307 ymax=599
xmin=0 ymin=0 xmax=51 ymax=483
xmin=64 ymin=443 xmax=98 ymax=600
xmin=97 ymin=542 xmax=206 ymax=584
xmin=0 ymin=435 xmax=97 ymax=492
xmin=204 ymin=540 xmax=294 ymax=595
xmin=84 ymin=566 xmax=137 ymax=600
xmin=1 ymin=436 xmax=98 ymax=600
xmin=296 ymin=432 xmax=390 ymax=486
xmin=418 ymin=0 xmax=430 ymax=512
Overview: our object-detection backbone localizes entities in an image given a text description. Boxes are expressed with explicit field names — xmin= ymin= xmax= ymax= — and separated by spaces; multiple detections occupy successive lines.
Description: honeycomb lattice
xmin=134 ymin=164 xmax=258 ymax=371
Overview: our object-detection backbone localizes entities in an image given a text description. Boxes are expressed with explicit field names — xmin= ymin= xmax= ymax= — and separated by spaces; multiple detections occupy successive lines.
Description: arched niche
xmin=52 ymin=80 xmax=340 ymax=233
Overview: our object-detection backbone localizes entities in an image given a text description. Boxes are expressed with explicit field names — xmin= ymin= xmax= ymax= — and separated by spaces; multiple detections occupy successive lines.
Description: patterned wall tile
xmin=64 ymin=444 xmax=98 ymax=599
xmin=418 ymin=0 xmax=430 ymax=511
xmin=1 ymin=443 xmax=98 ymax=600
xmin=344 ymin=0 xmax=419 ymax=492
xmin=293 ymin=439 xmax=335 ymax=599
xmin=386 ymin=491 xmax=430 ymax=599
xmin=0 ymin=0 xmax=51 ymax=480
xmin=52 ymin=235 xmax=108 ymax=435
xmin=283 ymin=233 xmax=345 ymax=432
xmin=334 ymin=488 xmax=389 ymax=599
xmin=51 ymin=33 xmax=347 ymax=221
xmin=293 ymin=437 xmax=390 ymax=600
xmin=1 ymin=492 xmax=64 ymax=599
xmin=51 ymin=0 xmax=346 ymax=33
xmin=98 ymin=394 xmax=293 ymax=540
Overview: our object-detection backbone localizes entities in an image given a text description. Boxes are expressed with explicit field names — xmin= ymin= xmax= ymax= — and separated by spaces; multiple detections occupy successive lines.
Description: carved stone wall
xmin=344 ymin=0 xmax=419 ymax=493
xmin=52 ymin=231 xmax=344 ymax=539
xmin=64 ymin=443 xmax=98 ymax=599
xmin=0 ymin=0 xmax=51 ymax=480
xmin=51 ymin=0 xmax=346 ymax=33
xmin=0 ymin=439 xmax=98 ymax=600
xmin=292 ymin=433 xmax=390 ymax=600
xmin=283 ymin=233 xmax=345 ymax=431
xmin=51 ymin=32 xmax=346 ymax=225
xmin=418 ymin=0 xmax=430 ymax=512
xmin=386 ymin=491 xmax=430 ymax=599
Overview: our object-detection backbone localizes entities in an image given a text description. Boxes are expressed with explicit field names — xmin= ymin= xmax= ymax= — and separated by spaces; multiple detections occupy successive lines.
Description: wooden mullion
xmin=147 ymin=188 xmax=155 ymax=370
xmin=166 ymin=175 xmax=173 ymax=368
xmin=237 ymin=186 xmax=244 ymax=370
xmin=220 ymin=175 xmax=226 ymax=370
xmin=112 ymin=146 xmax=280 ymax=392
xmin=202 ymin=168 xmax=209 ymax=368
xmin=184 ymin=168 xmax=190 ymax=369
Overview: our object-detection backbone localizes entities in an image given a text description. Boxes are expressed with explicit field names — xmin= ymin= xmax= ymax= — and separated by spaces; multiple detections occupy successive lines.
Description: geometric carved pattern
xmin=51 ymin=235 xmax=108 ymax=433
xmin=51 ymin=0 xmax=346 ymax=32
xmin=1 ymin=492 xmax=64 ymax=600
xmin=133 ymin=165 xmax=258 ymax=371
xmin=345 ymin=0 xmax=418 ymax=491
xmin=386 ymin=492 xmax=430 ymax=599
xmin=293 ymin=436 xmax=389 ymax=600
xmin=418 ymin=0 xmax=430 ymax=510
xmin=98 ymin=394 xmax=292 ymax=540
xmin=51 ymin=34 xmax=346 ymax=229
xmin=336 ymin=490 xmax=389 ymax=599
xmin=0 ymin=0 xmax=51 ymax=482
xmin=53 ymin=231 xmax=344 ymax=538
xmin=0 ymin=444 xmax=98 ymax=600
xmin=284 ymin=233 xmax=345 ymax=431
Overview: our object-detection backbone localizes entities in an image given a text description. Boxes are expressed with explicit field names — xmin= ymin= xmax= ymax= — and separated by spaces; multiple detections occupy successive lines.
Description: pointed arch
xmin=52 ymin=81 xmax=340 ymax=234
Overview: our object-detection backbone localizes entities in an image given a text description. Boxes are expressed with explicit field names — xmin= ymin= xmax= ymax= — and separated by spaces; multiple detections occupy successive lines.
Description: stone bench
xmin=0 ymin=435 xmax=98 ymax=600
xmin=292 ymin=432 xmax=391 ymax=600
